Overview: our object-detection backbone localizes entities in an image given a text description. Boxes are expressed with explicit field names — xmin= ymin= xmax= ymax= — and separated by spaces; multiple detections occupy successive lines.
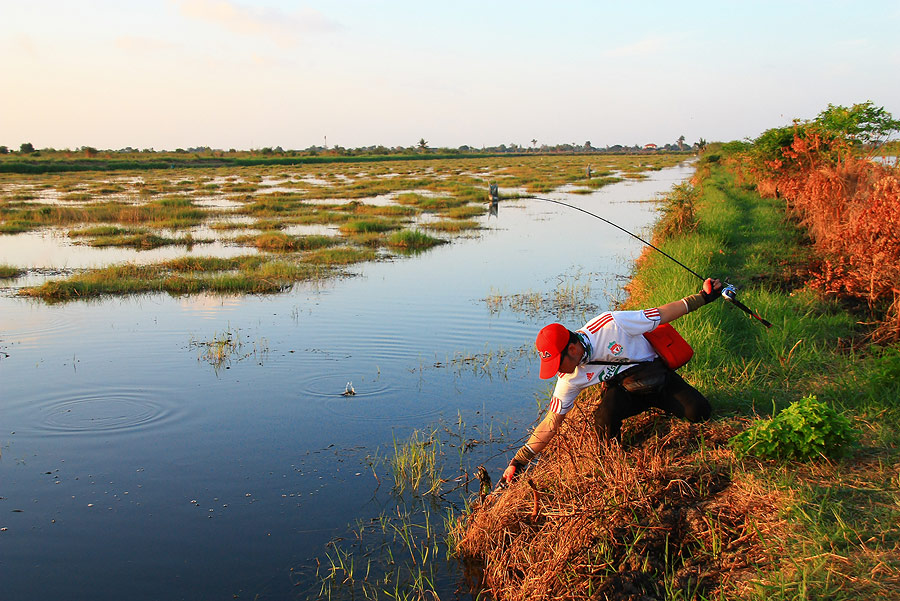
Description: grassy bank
xmin=454 ymin=162 xmax=900 ymax=599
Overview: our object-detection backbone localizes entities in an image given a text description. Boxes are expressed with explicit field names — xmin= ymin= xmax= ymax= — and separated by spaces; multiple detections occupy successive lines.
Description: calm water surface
xmin=0 ymin=162 xmax=694 ymax=600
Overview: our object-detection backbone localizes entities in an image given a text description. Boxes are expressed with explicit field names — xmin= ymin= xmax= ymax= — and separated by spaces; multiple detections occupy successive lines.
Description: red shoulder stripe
xmin=643 ymin=308 xmax=660 ymax=320
xmin=586 ymin=312 xmax=613 ymax=333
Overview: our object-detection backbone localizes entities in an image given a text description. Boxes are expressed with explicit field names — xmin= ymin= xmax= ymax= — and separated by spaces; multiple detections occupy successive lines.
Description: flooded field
xmin=0 ymin=157 xmax=695 ymax=600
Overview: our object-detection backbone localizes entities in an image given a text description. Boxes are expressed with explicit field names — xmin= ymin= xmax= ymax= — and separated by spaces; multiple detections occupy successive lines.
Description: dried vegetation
xmin=454 ymin=394 xmax=788 ymax=600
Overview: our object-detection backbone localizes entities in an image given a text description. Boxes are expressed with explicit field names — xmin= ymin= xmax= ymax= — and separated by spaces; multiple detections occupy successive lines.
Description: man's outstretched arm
xmin=658 ymin=278 xmax=722 ymax=324
xmin=502 ymin=410 xmax=566 ymax=482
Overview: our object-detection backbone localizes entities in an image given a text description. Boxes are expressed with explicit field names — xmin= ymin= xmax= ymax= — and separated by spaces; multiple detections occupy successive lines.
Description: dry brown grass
xmin=453 ymin=391 xmax=789 ymax=600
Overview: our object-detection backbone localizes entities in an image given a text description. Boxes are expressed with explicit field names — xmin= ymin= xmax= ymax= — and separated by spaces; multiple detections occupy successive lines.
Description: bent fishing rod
xmin=527 ymin=195 xmax=773 ymax=328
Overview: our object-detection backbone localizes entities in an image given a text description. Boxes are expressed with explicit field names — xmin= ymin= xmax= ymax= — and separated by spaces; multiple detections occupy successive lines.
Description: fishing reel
xmin=721 ymin=283 xmax=738 ymax=302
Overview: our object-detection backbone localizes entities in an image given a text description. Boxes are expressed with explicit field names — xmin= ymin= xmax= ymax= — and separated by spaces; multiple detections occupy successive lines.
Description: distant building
xmin=643 ymin=143 xmax=658 ymax=150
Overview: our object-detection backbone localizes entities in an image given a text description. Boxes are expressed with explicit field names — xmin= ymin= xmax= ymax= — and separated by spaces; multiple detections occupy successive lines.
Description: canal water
xmin=0 ymin=162 xmax=694 ymax=600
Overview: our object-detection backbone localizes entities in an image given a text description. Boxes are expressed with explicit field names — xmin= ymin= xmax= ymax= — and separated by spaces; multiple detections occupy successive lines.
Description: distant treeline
xmin=0 ymin=153 xmax=480 ymax=174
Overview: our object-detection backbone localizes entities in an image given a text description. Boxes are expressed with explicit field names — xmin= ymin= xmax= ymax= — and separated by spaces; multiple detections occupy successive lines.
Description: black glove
xmin=700 ymin=278 xmax=723 ymax=303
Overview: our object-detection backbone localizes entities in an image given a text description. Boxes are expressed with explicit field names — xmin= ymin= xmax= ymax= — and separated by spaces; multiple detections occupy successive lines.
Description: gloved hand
xmin=502 ymin=459 xmax=525 ymax=483
xmin=700 ymin=278 xmax=723 ymax=303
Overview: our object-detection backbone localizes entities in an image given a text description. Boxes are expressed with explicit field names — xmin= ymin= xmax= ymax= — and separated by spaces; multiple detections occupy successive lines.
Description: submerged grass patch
xmin=238 ymin=231 xmax=335 ymax=252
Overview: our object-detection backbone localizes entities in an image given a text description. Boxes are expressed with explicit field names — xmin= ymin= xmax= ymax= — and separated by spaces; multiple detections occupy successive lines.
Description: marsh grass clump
xmin=240 ymin=232 xmax=335 ymax=252
xmin=68 ymin=225 xmax=136 ymax=237
xmin=387 ymin=229 xmax=446 ymax=250
xmin=339 ymin=218 xmax=401 ymax=235
xmin=19 ymin=254 xmax=327 ymax=301
xmin=90 ymin=232 xmax=198 ymax=249
xmin=191 ymin=328 xmax=242 ymax=370
xmin=312 ymin=501 xmax=445 ymax=601
xmin=0 ymin=264 xmax=24 ymax=279
xmin=306 ymin=247 xmax=376 ymax=265
xmin=190 ymin=327 xmax=269 ymax=370
xmin=423 ymin=219 xmax=479 ymax=233
xmin=62 ymin=192 xmax=93 ymax=202
xmin=441 ymin=204 xmax=485 ymax=219
xmin=390 ymin=428 xmax=442 ymax=495
xmin=70 ymin=226 xmax=204 ymax=249
xmin=0 ymin=220 xmax=38 ymax=234
xmin=485 ymin=271 xmax=598 ymax=320
xmin=584 ymin=175 xmax=624 ymax=189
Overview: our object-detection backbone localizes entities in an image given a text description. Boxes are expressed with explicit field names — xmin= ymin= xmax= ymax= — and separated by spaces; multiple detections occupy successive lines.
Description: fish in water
xmin=342 ymin=381 xmax=356 ymax=396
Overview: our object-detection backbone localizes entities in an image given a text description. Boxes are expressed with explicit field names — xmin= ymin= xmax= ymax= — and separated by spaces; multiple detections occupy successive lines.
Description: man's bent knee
xmin=683 ymin=399 xmax=712 ymax=423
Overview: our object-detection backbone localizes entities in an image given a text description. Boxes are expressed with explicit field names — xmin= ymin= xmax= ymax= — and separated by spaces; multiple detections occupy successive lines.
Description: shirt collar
xmin=575 ymin=331 xmax=592 ymax=364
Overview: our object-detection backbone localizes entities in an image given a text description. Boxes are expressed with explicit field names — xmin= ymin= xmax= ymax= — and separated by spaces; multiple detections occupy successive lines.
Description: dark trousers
xmin=592 ymin=369 xmax=712 ymax=440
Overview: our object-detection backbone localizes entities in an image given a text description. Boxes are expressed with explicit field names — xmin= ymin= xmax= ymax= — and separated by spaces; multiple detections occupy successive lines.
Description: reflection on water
xmin=0 ymin=161 xmax=695 ymax=601
xmin=0 ymin=227 xmax=256 ymax=269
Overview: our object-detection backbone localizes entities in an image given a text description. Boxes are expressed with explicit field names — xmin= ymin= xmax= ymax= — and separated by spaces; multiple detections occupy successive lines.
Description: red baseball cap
xmin=536 ymin=323 xmax=570 ymax=379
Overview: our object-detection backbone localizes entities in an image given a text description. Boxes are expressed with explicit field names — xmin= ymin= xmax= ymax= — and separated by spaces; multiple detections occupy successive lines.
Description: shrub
xmin=730 ymin=395 xmax=858 ymax=461
xmin=654 ymin=181 xmax=697 ymax=241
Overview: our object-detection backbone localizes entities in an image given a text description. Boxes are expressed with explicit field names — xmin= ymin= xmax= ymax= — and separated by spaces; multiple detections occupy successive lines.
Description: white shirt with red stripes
xmin=547 ymin=309 xmax=661 ymax=415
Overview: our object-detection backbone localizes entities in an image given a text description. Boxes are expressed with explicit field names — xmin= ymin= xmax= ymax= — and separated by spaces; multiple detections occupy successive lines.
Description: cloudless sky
xmin=2 ymin=0 xmax=899 ymax=151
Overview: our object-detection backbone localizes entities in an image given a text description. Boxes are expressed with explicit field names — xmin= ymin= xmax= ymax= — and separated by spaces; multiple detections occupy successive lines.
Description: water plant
xmin=190 ymin=327 xmax=269 ymax=371
xmin=390 ymin=428 xmax=442 ymax=495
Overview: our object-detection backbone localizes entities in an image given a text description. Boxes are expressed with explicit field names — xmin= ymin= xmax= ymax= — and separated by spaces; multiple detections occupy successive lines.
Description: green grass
xmin=624 ymin=162 xmax=900 ymax=598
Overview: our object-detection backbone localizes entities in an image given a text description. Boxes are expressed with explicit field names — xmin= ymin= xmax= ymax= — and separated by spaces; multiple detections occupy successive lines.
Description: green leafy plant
xmin=730 ymin=395 xmax=858 ymax=460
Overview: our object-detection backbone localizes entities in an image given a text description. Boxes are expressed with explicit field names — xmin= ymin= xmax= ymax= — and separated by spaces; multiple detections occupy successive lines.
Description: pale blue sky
xmin=2 ymin=1 xmax=898 ymax=151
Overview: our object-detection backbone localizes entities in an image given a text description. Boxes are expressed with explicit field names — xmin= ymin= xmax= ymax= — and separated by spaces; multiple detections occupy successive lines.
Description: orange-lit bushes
xmin=745 ymin=124 xmax=900 ymax=341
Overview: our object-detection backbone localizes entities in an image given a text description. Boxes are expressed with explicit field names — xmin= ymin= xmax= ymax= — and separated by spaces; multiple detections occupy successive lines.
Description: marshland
xmin=3 ymin=131 xmax=898 ymax=600
xmin=0 ymin=153 xmax=692 ymax=600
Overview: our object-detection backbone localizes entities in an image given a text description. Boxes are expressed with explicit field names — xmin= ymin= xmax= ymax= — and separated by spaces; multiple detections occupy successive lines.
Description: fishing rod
xmin=526 ymin=195 xmax=773 ymax=328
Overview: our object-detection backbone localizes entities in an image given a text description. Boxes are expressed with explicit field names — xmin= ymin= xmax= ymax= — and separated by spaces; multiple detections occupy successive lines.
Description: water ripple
xmin=33 ymin=386 xmax=185 ymax=436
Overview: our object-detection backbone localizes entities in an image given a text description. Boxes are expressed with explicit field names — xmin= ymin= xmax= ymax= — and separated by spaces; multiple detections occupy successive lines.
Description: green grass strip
xmin=629 ymin=163 xmax=900 ymax=597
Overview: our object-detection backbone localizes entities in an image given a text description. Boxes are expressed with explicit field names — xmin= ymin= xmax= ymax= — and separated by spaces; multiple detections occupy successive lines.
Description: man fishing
xmin=503 ymin=277 xmax=723 ymax=483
